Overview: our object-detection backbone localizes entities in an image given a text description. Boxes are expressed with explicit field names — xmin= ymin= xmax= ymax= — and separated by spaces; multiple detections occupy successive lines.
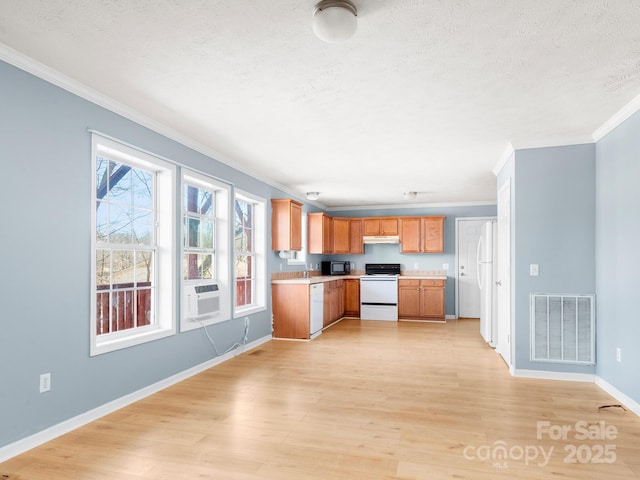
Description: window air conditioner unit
xmin=184 ymin=283 xmax=220 ymax=320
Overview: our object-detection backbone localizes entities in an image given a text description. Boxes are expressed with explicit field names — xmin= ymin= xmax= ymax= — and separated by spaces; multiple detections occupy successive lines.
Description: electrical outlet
xmin=529 ymin=264 xmax=539 ymax=276
xmin=414 ymin=263 xmax=419 ymax=269
xmin=40 ymin=373 xmax=51 ymax=393
xmin=616 ymin=348 xmax=622 ymax=363
xmin=442 ymin=263 xmax=449 ymax=270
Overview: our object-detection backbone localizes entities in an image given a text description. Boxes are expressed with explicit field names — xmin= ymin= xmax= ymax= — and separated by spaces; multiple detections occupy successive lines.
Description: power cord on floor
xmin=199 ymin=317 xmax=250 ymax=357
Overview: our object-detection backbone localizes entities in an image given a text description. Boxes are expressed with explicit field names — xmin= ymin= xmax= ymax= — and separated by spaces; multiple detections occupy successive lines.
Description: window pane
xmin=187 ymin=217 xmax=200 ymax=247
xmin=201 ymin=220 xmax=213 ymax=249
xmin=199 ymin=253 xmax=213 ymax=279
xmin=107 ymin=162 xmax=132 ymax=203
xmin=111 ymin=250 xmax=135 ymax=287
xmin=132 ymin=208 xmax=153 ymax=246
xmin=96 ymin=249 xmax=111 ymax=287
xmin=185 ymin=185 xmax=199 ymax=214
xmin=96 ymin=157 xmax=108 ymax=199
xmin=182 ymin=253 xmax=213 ymax=280
xmin=236 ymin=277 xmax=252 ymax=307
xmin=183 ymin=253 xmax=198 ymax=280
xmin=96 ymin=291 xmax=110 ymax=334
xmin=236 ymin=255 xmax=248 ymax=278
xmin=137 ymin=288 xmax=152 ymax=327
xmin=135 ymin=251 xmax=153 ymax=285
xmin=199 ymin=190 xmax=213 ymax=215
xmin=132 ymin=169 xmax=152 ymax=209
xmin=109 ymin=204 xmax=133 ymax=244
xmin=235 ymin=229 xmax=247 ymax=252
xmin=96 ymin=201 xmax=109 ymax=243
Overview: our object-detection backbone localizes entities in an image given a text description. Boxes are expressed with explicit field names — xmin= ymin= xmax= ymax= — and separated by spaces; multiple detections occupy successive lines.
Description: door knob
xmin=495 ymin=280 xmax=502 ymax=286
xmin=460 ymin=272 xmax=466 ymax=276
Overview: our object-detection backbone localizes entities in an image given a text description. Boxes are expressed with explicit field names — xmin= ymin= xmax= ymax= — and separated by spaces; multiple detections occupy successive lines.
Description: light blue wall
xmin=595 ymin=110 xmax=640 ymax=404
xmin=329 ymin=205 xmax=498 ymax=316
xmin=0 ymin=60 xmax=321 ymax=448
xmin=512 ymin=144 xmax=596 ymax=373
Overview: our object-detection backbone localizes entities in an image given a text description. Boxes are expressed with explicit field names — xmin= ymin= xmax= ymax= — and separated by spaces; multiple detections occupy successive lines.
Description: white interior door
xmin=456 ymin=218 xmax=492 ymax=318
xmin=496 ymin=180 xmax=512 ymax=366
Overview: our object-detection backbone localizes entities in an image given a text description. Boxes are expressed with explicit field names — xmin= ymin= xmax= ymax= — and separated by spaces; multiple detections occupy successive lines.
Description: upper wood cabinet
xmin=362 ymin=217 xmax=398 ymax=236
xmin=271 ymin=198 xmax=303 ymax=251
xmin=363 ymin=217 xmax=398 ymax=236
xmin=421 ymin=216 xmax=445 ymax=253
xmin=400 ymin=216 xmax=445 ymax=253
xmin=332 ymin=217 xmax=350 ymax=254
xmin=349 ymin=219 xmax=363 ymax=254
xmin=308 ymin=212 xmax=333 ymax=254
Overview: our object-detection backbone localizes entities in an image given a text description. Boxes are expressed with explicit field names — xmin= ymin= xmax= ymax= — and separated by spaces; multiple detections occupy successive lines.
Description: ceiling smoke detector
xmin=312 ymin=0 xmax=358 ymax=43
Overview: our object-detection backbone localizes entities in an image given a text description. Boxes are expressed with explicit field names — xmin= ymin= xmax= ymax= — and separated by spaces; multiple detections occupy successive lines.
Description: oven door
xmin=360 ymin=277 xmax=398 ymax=305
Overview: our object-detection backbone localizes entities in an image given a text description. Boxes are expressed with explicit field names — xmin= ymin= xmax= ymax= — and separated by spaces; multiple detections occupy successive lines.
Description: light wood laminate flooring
xmin=2 ymin=319 xmax=640 ymax=479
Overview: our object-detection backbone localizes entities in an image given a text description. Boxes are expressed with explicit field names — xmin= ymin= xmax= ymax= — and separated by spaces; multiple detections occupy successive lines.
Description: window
xmin=181 ymin=171 xmax=230 ymax=331
xmin=287 ymin=212 xmax=308 ymax=265
xmin=91 ymin=134 xmax=175 ymax=356
xmin=234 ymin=191 xmax=266 ymax=316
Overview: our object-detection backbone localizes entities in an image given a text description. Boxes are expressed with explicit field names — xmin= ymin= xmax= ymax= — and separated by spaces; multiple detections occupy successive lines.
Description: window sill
xmin=91 ymin=325 xmax=175 ymax=356
xmin=234 ymin=305 xmax=266 ymax=318
xmin=180 ymin=312 xmax=232 ymax=332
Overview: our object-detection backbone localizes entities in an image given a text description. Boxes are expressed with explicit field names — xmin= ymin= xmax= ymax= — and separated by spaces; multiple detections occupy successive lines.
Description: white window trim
xmin=180 ymin=169 xmax=231 ymax=331
xmin=234 ymin=190 xmax=266 ymax=317
xmin=90 ymin=134 xmax=176 ymax=356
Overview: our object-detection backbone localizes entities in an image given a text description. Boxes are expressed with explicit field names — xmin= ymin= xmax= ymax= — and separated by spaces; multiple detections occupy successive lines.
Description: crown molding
xmin=592 ymin=92 xmax=640 ymax=142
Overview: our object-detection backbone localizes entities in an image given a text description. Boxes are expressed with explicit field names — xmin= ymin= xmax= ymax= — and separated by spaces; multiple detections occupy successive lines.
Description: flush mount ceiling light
xmin=306 ymin=192 xmax=320 ymax=200
xmin=312 ymin=0 xmax=358 ymax=43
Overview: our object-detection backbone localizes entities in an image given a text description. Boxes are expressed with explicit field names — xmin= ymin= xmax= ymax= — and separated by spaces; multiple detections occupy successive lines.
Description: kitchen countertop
xmin=271 ymin=273 xmax=448 ymax=285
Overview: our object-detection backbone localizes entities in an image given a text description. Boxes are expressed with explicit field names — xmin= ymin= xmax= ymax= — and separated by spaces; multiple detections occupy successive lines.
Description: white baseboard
xmin=0 ymin=334 xmax=272 ymax=463
xmin=595 ymin=376 xmax=640 ymax=417
xmin=510 ymin=368 xmax=596 ymax=383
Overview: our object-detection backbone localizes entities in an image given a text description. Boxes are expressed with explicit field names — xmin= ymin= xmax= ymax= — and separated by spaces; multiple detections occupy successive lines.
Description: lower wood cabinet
xmin=323 ymin=280 xmax=345 ymax=327
xmin=344 ymin=278 xmax=360 ymax=316
xmin=398 ymin=279 xmax=445 ymax=321
xmin=272 ymin=283 xmax=310 ymax=339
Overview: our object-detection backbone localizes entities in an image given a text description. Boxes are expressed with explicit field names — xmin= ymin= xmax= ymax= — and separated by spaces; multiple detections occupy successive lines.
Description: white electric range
xmin=360 ymin=263 xmax=401 ymax=321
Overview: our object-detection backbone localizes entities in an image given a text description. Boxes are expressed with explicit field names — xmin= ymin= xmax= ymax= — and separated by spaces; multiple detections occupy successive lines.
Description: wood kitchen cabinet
xmin=363 ymin=217 xmax=398 ymax=236
xmin=344 ymin=278 xmax=360 ymax=317
xmin=400 ymin=216 xmax=445 ymax=253
xmin=323 ymin=280 xmax=345 ymax=327
xmin=349 ymin=219 xmax=363 ymax=254
xmin=272 ymin=283 xmax=310 ymax=339
xmin=271 ymin=198 xmax=303 ymax=251
xmin=332 ymin=217 xmax=350 ymax=254
xmin=308 ymin=212 xmax=333 ymax=254
xmin=398 ymin=278 xmax=445 ymax=321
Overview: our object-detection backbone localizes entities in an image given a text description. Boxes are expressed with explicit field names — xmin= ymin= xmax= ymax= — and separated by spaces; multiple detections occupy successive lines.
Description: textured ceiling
xmin=2 ymin=0 xmax=640 ymax=208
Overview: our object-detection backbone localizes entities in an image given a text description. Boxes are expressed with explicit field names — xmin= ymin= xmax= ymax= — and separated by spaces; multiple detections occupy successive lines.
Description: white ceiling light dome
xmin=312 ymin=1 xmax=358 ymax=43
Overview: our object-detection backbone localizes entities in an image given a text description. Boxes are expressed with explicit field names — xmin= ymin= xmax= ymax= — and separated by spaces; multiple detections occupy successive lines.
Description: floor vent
xmin=530 ymin=293 xmax=595 ymax=365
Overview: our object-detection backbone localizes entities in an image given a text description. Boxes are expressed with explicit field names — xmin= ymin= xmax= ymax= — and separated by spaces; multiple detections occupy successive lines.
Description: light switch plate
xmin=530 ymin=264 xmax=539 ymax=276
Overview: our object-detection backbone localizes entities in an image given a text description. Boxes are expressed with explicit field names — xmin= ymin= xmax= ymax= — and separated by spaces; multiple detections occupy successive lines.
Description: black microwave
xmin=321 ymin=261 xmax=351 ymax=276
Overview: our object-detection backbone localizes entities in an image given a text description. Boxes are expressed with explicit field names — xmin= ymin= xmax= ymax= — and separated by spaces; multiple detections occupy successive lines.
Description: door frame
xmin=454 ymin=216 xmax=497 ymax=319
xmin=496 ymin=179 xmax=512 ymax=367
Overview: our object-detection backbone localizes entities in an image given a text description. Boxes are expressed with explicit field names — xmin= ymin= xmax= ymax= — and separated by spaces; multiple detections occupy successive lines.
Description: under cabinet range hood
xmin=362 ymin=235 xmax=400 ymax=244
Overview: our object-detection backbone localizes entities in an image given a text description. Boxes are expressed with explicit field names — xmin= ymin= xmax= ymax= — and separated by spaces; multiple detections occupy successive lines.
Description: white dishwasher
xmin=310 ymin=283 xmax=324 ymax=337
